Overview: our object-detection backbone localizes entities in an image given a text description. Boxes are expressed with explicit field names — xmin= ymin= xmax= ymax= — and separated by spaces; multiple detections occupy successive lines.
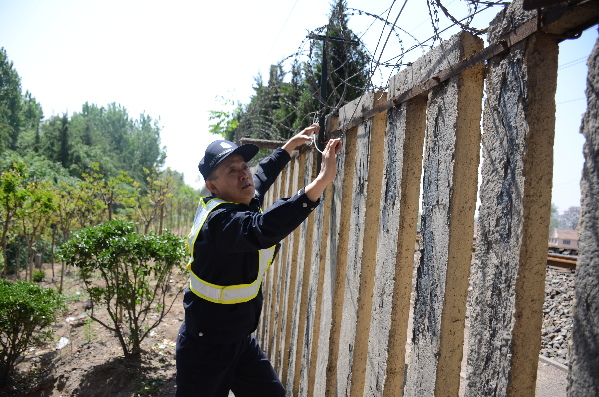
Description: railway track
xmin=547 ymin=253 xmax=577 ymax=272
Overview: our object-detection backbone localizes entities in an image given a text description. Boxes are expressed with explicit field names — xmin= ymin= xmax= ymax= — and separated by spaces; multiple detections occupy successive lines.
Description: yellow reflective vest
xmin=186 ymin=198 xmax=277 ymax=304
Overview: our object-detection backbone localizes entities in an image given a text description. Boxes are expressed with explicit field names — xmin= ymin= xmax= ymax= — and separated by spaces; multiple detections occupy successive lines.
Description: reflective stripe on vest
xmin=186 ymin=198 xmax=277 ymax=304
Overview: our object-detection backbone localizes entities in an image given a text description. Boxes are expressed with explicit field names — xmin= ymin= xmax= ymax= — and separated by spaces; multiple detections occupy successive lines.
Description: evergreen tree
xmin=17 ymin=91 xmax=44 ymax=154
xmin=0 ymin=48 xmax=23 ymax=152
xmin=297 ymin=0 xmax=370 ymax=128
xmin=210 ymin=0 xmax=370 ymax=144
xmin=58 ymin=113 xmax=70 ymax=168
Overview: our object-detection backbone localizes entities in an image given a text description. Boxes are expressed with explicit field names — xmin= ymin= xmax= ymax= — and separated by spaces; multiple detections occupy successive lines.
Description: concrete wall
xmin=254 ymin=1 xmax=596 ymax=396
xmin=405 ymin=30 xmax=483 ymax=397
xmin=568 ymin=33 xmax=599 ymax=397
xmin=465 ymin=3 xmax=558 ymax=396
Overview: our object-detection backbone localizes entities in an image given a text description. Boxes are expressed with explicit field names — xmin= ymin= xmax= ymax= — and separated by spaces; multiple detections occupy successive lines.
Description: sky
xmin=0 ymin=0 xmax=596 ymax=213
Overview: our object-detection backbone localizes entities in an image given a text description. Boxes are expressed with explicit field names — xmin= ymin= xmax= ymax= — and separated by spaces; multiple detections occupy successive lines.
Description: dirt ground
xmin=2 ymin=263 xmax=185 ymax=397
xmin=1 ymin=262 xmax=570 ymax=397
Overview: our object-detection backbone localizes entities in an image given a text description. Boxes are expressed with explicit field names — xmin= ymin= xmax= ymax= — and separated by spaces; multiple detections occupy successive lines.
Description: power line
xmin=558 ymin=56 xmax=587 ymax=70
xmin=557 ymin=97 xmax=586 ymax=105
xmin=267 ymin=0 xmax=302 ymax=60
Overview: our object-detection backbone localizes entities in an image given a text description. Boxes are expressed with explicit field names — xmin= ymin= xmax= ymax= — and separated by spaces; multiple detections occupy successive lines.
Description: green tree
xmin=297 ymin=0 xmax=370 ymax=128
xmin=58 ymin=220 xmax=186 ymax=358
xmin=127 ymin=113 xmax=166 ymax=183
xmin=558 ymin=206 xmax=581 ymax=230
xmin=208 ymin=0 xmax=370 ymax=144
xmin=134 ymin=167 xmax=176 ymax=234
xmin=39 ymin=114 xmax=73 ymax=171
xmin=0 ymin=280 xmax=66 ymax=386
xmin=0 ymin=48 xmax=22 ymax=152
xmin=208 ymin=96 xmax=242 ymax=142
xmin=15 ymin=179 xmax=57 ymax=282
xmin=16 ymin=91 xmax=44 ymax=154
xmin=549 ymin=203 xmax=559 ymax=234
xmin=0 ymin=160 xmax=28 ymax=278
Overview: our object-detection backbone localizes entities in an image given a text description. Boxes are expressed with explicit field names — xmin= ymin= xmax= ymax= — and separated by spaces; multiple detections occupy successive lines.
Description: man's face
xmin=206 ymin=154 xmax=255 ymax=205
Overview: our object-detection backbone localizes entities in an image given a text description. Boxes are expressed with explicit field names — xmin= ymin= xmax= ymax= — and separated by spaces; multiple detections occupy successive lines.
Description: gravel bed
xmin=541 ymin=267 xmax=575 ymax=365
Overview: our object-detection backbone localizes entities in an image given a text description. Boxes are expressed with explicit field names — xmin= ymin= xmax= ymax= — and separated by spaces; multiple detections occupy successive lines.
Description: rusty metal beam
xmin=239 ymin=138 xmax=287 ymax=149
xmin=238 ymin=137 xmax=314 ymax=155
xmin=329 ymin=17 xmax=540 ymax=137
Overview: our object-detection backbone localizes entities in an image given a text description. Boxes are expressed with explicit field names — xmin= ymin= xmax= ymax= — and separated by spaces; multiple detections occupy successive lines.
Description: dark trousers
xmin=175 ymin=322 xmax=284 ymax=397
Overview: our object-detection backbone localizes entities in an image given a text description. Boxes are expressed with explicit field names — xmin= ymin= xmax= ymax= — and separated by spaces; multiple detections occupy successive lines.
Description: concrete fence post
xmin=323 ymin=108 xmax=359 ymax=397
xmin=364 ymin=94 xmax=426 ymax=397
xmin=287 ymin=150 xmax=318 ymax=396
xmin=273 ymin=160 xmax=295 ymax=372
xmin=347 ymin=91 xmax=387 ymax=397
xmin=259 ymin=170 xmax=276 ymax=347
xmin=404 ymin=30 xmax=484 ymax=397
xmin=303 ymin=146 xmax=336 ymax=396
xmin=465 ymin=3 xmax=558 ymax=397
xmin=327 ymin=92 xmax=378 ymax=397
xmin=567 ymin=33 xmax=599 ymax=397
xmin=312 ymin=115 xmax=347 ymax=396
xmin=280 ymin=155 xmax=302 ymax=384
xmin=262 ymin=170 xmax=283 ymax=351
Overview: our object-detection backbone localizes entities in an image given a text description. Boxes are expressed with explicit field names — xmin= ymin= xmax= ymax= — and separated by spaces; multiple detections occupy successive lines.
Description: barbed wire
xmin=229 ymin=0 xmax=509 ymax=144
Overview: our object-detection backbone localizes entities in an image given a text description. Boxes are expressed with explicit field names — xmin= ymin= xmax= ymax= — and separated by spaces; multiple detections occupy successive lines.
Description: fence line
xmin=253 ymin=1 xmax=598 ymax=396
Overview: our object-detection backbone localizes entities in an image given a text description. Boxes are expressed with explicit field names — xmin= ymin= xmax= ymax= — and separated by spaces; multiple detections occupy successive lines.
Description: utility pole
xmin=307 ymin=33 xmax=359 ymax=151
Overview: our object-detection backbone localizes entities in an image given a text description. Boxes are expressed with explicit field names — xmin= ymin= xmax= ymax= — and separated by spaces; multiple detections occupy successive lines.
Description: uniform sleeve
xmin=253 ymin=148 xmax=291 ymax=204
xmin=205 ymin=188 xmax=319 ymax=253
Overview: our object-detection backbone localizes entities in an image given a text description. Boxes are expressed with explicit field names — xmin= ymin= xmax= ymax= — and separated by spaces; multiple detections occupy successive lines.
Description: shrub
xmin=33 ymin=269 xmax=45 ymax=282
xmin=58 ymin=220 xmax=186 ymax=358
xmin=0 ymin=280 xmax=66 ymax=386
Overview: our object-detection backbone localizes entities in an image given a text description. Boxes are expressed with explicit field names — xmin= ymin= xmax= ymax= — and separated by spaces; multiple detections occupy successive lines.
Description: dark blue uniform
xmin=176 ymin=148 xmax=319 ymax=397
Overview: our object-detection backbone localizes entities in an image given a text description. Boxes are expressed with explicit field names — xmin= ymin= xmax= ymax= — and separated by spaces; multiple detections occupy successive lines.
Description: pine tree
xmin=210 ymin=0 xmax=370 ymax=144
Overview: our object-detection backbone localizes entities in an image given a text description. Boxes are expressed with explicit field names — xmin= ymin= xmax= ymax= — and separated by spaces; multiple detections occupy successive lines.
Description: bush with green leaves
xmin=58 ymin=220 xmax=186 ymax=358
xmin=32 ymin=269 xmax=45 ymax=282
xmin=0 ymin=280 xmax=66 ymax=386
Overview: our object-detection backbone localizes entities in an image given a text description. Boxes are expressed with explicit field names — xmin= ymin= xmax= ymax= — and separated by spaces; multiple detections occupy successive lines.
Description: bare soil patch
xmin=2 ymin=263 xmax=187 ymax=397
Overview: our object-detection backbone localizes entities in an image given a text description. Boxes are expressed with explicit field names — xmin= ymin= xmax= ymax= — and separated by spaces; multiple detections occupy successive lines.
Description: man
xmin=176 ymin=124 xmax=342 ymax=397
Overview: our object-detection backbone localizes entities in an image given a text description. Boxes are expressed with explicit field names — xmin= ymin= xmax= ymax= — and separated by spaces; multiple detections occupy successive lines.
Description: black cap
xmin=198 ymin=140 xmax=259 ymax=180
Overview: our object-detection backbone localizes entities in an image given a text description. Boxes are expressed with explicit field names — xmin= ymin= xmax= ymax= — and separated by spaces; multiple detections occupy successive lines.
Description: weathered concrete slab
xmin=334 ymin=118 xmax=373 ymax=397
xmin=465 ymin=2 xmax=557 ymax=396
xmin=266 ymin=172 xmax=284 ymax=360
xmin=405 ymin=30 xmax=483 ymax=397
xmin=364 ymin=96 xmax=427 ymax=397
xmin=568 ymin=34 xmax=599 ymax=397
xmin=273 ymin=160 xmax=296 ymax=374
xmin=388 ymin=26 xmax=482 ymax=100
xmin=312 ymin=121 xmax=347 ymax=396
xmin=256 ymin=173 xmax=280 ymax=355
xmin=286 ymin=151 xmax=316 ymax=396
xmin=280 ymin=156 xmax=302 ymax=384
xmin=323 ymin=120 xmax=358 ymax=396
xmin=347 ymin=92 xmax=387 ymax=397
xmin=298 ymin=164 xmax=329 ymax=396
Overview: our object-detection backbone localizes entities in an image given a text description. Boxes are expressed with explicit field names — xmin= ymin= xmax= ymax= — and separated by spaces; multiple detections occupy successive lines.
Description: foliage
xmin=0 ymin=48 xmax=23 ymax=152
xmin=38 ymin=104 xmax=166 ymax=187
xmin=549 ymin=203 xmax=559 ymax=234
xmin=0 ymin=280 xmax=66 ymax=386
xmin=0 ymin=160 xmax=29 ymax=277
xmin=58 ymin=220 xmax=186 ymax=358
xmin=209 ymin=0 xmax=370 ymax=145
xmin=134 ymin=167 xmax=176 ymax=234
xmin=208 ymin=96 xmax=242 ymax=142
xmin=558 ymin=206 xmax=581 ymax=230
xmin=33 ymin=269 xmax=45 ymax=282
